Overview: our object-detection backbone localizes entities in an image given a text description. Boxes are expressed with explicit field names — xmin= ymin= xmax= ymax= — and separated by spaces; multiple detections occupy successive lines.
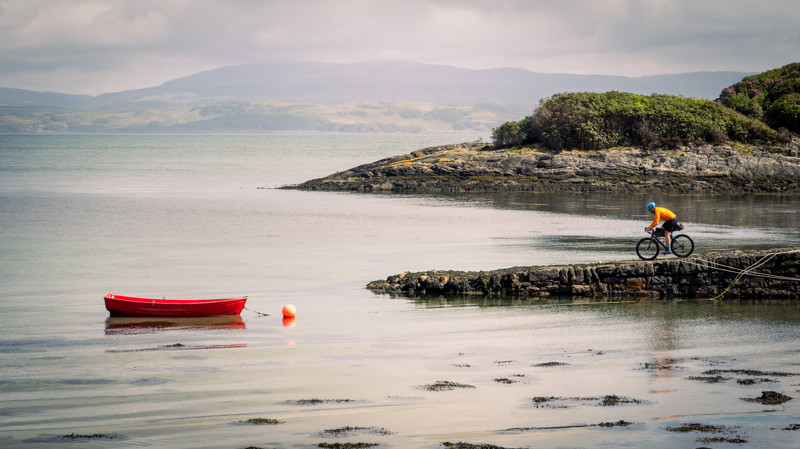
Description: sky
xmin=1 ymin=0 xmax=799 ymax=96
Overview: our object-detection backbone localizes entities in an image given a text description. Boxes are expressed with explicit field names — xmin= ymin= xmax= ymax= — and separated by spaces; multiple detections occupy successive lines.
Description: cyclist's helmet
xmin=646 ymin=202 xmax=656 ymax=212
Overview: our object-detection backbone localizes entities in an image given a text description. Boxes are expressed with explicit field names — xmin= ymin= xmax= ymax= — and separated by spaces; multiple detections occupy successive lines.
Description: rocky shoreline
xmin=288 ymin=140 xmax=800 ymax=194
xmin=367 ymin=248 xmax=800 ymax=300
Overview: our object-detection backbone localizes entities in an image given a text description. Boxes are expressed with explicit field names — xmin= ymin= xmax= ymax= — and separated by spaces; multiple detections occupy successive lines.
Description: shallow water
xmin=1 ymin=134 xmax=800 ymax=448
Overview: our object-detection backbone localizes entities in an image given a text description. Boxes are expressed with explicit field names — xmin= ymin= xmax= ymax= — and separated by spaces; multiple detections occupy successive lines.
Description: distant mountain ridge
xmin=2 ymin=61 xmax=750 ymax=108
xmin=0 ymin=87 xmax=96 ymax=109
xmin=0 ymin=61 xmax=755 ymax=133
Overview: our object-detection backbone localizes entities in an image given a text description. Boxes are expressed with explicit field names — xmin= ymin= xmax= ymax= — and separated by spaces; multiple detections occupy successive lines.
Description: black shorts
xmin=662 ymin=218 xmax=679 ymax=233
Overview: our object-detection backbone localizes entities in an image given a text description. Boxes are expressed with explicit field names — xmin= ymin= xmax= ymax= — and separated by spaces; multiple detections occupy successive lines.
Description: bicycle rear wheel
xmin=636 ymin=237 xmax=659 ymax=260
xmin=671 ymin=234 xmax=694 ymax=257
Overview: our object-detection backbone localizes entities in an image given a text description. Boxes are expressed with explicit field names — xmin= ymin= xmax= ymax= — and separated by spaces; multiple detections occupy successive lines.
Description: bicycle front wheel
xmin=636 ymin=237 xmax=659 ymax=260
xmin=671 ymin=234 xmax=694 ymax=257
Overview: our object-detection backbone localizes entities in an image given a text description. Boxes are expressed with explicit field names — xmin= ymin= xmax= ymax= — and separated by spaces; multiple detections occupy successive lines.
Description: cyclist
xmin=645 ymin=202 xmax=678 ymax=254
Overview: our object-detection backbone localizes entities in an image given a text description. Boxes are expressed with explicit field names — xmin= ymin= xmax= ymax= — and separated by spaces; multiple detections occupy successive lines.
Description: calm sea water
xmin=1 ymin=134 xmax=800 ymax=448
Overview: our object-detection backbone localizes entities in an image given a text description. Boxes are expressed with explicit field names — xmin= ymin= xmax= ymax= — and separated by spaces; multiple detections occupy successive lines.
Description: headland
xmin=288 ymin=141 xmax=800 ymax=194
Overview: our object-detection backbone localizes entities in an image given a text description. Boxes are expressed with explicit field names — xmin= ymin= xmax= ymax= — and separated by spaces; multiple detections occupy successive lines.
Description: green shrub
xmin=719 ymin=62 xmax=800 ymax=133
xmin=764 ymin=93 xmax=800 ymax=132
xmin=723 ymin=92 xmax=763 ymax=119
xmin=492 ymin=91 xmax=778 ymax=151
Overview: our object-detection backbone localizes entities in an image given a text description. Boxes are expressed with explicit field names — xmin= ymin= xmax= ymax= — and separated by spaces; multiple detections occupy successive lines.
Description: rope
xmin=243 ymin=306 xmax=270 ymax=317
xmin=683 ymin=258 xmax=800 ymax=282
xmin=712 ymin=252 xmax=778 ymax=300
xmin=684 ymin=248 xmax=800 ymax=300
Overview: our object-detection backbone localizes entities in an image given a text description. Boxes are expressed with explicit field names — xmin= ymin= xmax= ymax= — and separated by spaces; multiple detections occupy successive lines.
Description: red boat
xmin=104 ymin=294 xmax=247 ymax=317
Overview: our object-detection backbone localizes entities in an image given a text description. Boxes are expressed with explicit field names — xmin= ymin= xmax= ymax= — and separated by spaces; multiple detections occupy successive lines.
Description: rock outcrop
xmin=289 ymin=140 xmax=800 ymax=193
xmin=367 ymin=248 xmax=800 ymax=300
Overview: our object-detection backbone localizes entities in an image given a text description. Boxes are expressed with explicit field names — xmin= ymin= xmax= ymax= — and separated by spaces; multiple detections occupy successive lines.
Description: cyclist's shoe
xmin=665 ymin=248 xmax=672 ymax=254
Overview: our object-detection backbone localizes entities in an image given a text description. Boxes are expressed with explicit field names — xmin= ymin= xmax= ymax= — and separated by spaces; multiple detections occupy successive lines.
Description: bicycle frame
xmin=644 ymin=229 xmax=669 ymax=251
xmin=636 ymin=227 xmax=694 ymax=260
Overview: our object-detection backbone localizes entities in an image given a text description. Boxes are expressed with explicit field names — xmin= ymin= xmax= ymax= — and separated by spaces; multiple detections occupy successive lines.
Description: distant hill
xmin=0 ymin=61 xmax=753 ymax=133
xmin=3 ymin=61 xmax=750 ymax=108
xmin=140 ymin=61 xmax=747 ymax=105
xmin=0 ymin=87 xmax=95 ymax=109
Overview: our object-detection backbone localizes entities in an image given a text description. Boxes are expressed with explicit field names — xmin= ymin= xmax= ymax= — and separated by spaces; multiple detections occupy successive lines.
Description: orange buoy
xmin=282 ymin=304 xmax=296 ymax=318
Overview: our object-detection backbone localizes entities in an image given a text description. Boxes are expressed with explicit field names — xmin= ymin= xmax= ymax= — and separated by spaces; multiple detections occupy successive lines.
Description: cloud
xmin=0 ymin=1 xmax=169 ymax=48
xmin=0 ymin=0 xmax=798 ymax=95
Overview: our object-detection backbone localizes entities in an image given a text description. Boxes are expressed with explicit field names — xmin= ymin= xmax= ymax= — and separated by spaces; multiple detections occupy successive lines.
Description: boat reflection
xmin=104 ymin=315 xmax=246 ymax=335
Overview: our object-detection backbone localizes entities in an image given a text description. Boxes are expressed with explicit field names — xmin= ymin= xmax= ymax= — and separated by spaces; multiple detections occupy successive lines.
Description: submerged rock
xmin=742 ymin=391 xmax=793 ymax=405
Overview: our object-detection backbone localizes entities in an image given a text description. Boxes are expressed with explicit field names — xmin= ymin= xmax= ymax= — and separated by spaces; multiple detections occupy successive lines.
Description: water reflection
xmin=406 ymin=295 xmax=800 ymax=323
xmin=645 ymin=313 xmax=680 ymax=386
xmin=406 ymin=191 xmax=800 ymax=230
xmin=104 ymin=315 xmax=246 ymax=335
xmin=105 ymin=343 xmax=246 ymax=353
xmin=612 ymin=298 xmax=800 ymax=323
xmin=408 ymin=295 xmax=629 ymax=309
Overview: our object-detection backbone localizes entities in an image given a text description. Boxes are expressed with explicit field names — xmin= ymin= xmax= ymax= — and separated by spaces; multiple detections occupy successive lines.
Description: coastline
xmin=288 ymin=140 xmax=800 ymax=194
xmin=368 ymin=247 xmax=800 ymax=300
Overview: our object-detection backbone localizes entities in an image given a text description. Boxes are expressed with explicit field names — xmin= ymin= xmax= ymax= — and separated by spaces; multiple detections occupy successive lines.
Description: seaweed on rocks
xmin=240 ymin=417 xmax=283 ymax=425
xmin=420 ymin=381 xmax=476 ymax=391
xmin=664 ymin=423 xmax=748 ymax=444
xmin=597 ymin=420 xmax=634 ymax=427
xmin=529 ymin=395 xmax=646 ymax=408
xmin=493 ymin=377 xmax=518 ymax=384
xmin=665 ymin=423 xmax=736 ymax=433
xmin=530 ymin=396 xmax=564 ymax=408
xmin=441 ymin=443 xmax=522 ymax=449
xmin=741 ymin=391 xmax=793 ymax=405
xmin=704 ymin=369 xmax=797 ymax=377
xmin=493 ymin=360 xmax=516 ymax=366
xmin=640 ymin=359 xmax=681 ymax=372
xmin=319 ymin=427 xmax=394 ymax=437
xmin=688 ymin=368 xmax=791 ymax=385
xmin=317 ymin=443 xmax=379 ymax=449
xmin=533 ymin=361 xmax=568 ymax=367
xmin=687 ymin=375 xmax=730 ymax=383
xmin=58 ymin=433 xmax=119 ymax=440
xmin=599 ymin=394 xmax=644 ymax=406
xmin=696 ymin=436 xmax=748 ymax=444
xmin=736 ymin=377 xmax=777 ymax=385
xmin=283 ymin=398 xmax=360 ymax=406
xmin=505 ymin=420 xmax=634 ymax=431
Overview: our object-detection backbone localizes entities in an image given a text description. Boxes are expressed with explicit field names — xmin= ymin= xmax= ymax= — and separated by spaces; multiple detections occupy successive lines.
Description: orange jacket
xmin=649 ymin=207 xmax=676 ymax=230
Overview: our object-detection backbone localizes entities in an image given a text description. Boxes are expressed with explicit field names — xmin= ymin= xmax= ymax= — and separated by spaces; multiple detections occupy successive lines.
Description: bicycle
xmin=635 ymin=226 xmax=694 ymax=260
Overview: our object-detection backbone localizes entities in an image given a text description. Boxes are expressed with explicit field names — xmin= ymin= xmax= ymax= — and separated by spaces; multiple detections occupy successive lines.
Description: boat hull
xmin=104 ymin=294 xmax=247 ymax=317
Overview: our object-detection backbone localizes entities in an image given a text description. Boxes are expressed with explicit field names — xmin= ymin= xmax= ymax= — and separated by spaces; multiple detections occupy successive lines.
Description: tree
xmin=491 ymin=121 xmax=524 ymax=148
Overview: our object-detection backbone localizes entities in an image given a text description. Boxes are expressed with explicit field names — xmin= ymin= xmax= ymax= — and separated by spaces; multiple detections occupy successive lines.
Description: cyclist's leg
xmin=662 ymin=218 xmax=678 ymax=250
